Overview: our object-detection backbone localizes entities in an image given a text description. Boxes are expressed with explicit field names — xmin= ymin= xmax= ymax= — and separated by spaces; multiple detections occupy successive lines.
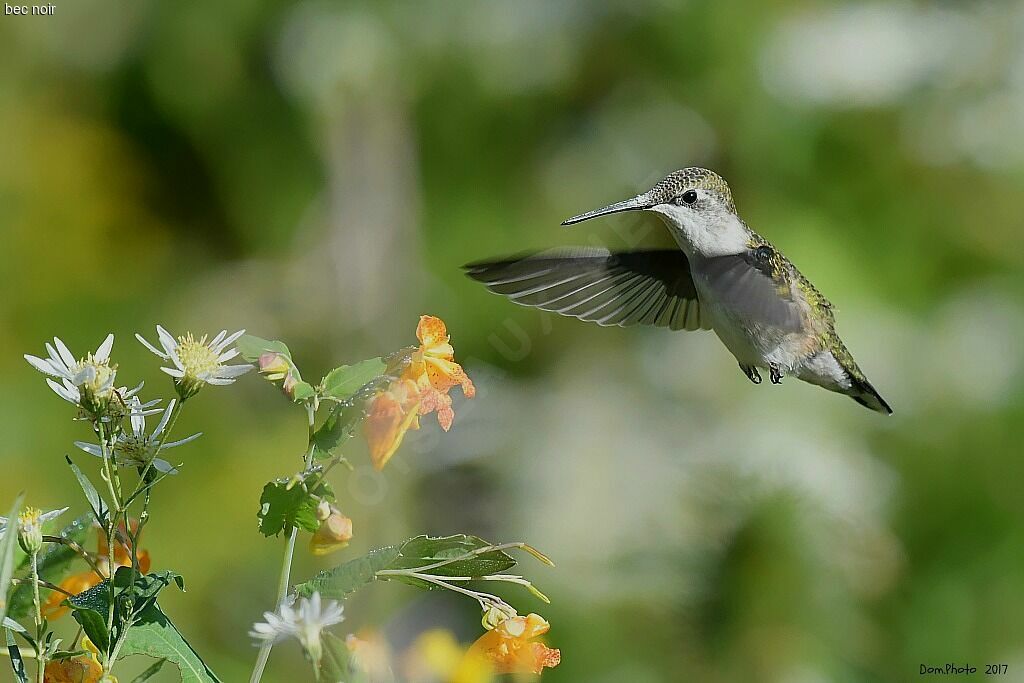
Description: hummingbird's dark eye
xmin=676 ymin=190 xmax=698 ymax=206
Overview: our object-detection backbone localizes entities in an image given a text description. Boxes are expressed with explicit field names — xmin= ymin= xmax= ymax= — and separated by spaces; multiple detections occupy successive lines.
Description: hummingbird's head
xmin=562 ymin=167 xmax=750 ymax=257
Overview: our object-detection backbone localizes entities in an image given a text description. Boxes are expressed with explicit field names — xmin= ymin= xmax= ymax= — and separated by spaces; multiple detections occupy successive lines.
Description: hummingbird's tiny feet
xmin=740 ymin=363 xmax=762 ymax=385
xmin=769 ymin=364 xmax=783 ymax=384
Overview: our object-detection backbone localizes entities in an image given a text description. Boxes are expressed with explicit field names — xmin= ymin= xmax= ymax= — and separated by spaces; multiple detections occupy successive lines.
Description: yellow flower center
xmin=17 ymin=507 xmax=41 ymax=531
xmin=73 ymin=355 xmax=116 ymax=398
xmin=176 ymin=333 xmax=221 ymax=379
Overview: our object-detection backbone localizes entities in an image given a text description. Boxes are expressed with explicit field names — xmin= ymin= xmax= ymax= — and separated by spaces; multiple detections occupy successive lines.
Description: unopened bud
xmin=17 ymin=508 xmax=43 ymax=555
xmin=316 ymin=500 xmax=332 ymax=521
xmin=258 ymin=352 xmax=291 ymax=380
xmin=309 ymin=507 xmax=353 ymax=556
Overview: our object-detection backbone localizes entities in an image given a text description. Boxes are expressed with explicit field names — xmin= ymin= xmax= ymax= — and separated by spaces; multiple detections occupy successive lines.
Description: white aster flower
xmin=74 ymin=398 xmax=198 ymax=475
xmin=25 ymin=334 xmax=119 ymax=413
xmin=136 ymin=326 xmax=252 ymax=399
xmin=250 ymin=592 xmax=344 ymax=663
xmin=0 ymin=507 xmax=68 ymax=536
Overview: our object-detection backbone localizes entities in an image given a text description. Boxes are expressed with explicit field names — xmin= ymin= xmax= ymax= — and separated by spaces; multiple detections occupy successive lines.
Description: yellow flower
xmin=364 ymin=379 xmax=422 ymax=471
xmin=404 ymin=630 xmax=493 ymax=683
xmin=43 ymin=637 xmax=106 ymax=682
xmin=309 ymin=506 xmax=353 ymax=556
xmin=43 ymin=523 xmax=151 ymax=620
xmin=466 ymin=614 xmax=560 ymax=675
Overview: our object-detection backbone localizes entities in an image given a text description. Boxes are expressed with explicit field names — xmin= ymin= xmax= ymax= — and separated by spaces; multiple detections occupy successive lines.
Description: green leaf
xmin=72 ymin=607 xmax=110 ymax=653
xmin=5 ymin=629 xmax=28 ymax=683
xmin=390 ymin=535 xmax=517 ymax=579
xmin=257 ymin=474 xmax=335 ymax=537
xmin=291 ymin=381 xmax=316 ymax=401
xmin=321 ymin=358 xmax=386 ymax=400
xmin=236 ymin=335 xmax=293 ymax=364
xmin=294 ymin=545 xmax=402 ymax=600
xmin=0 ymin=493 xmax=25 ymax=628
xmin=319 ymin=632 xmax=352 ymax=682
xmin=8 ymin=514 xmax=92 ymax=619
xmin=130 ymin=657 xmax=167 ymax=682
xmin=312 ymin=404 xmax=364 ymax=459
xmin=69 ymin=568 xmax=185 ymax=654
xmin=119 ymin=603 xmax=221 ymax=683
xmin=65 ymin=456 xmax=109 ymax=525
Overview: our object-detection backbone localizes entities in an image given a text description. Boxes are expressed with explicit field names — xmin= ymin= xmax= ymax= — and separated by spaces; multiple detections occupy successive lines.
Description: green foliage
xmin=65 ymin=456 xmax=109 ymax=525
xmin=294 ymin=545 xmax=402 ymax=600
xmin=5 ymin=629 xmax=28 ymax=683
xmin=118 ymin=604 xmax=221 ymax=683
xmin=69 ymin=568 xmax=185 ymax=655
xmin=389 ymin=535 xmax=517 ymax=580
xmin=257 ymin=473 xmax=335 ymax=537
xmin=311 ymin=403 xmax=364 ymax=460
xmin=130 ymin=658 xmax=167 ymax=682
xmin=0 ymin=493 xmax=25 ymax=628
xmin=8 ymin=514 xmax=92 ymax=619
xmin=68 ymin=568 xmax=218 ymax=681
xmin=295 ymin=535 xmax=520 ymax=598
xmin=237 ymin=335 xmax=315 ymax=402
xmin=321 ymin=358 xmax=387 ymax=400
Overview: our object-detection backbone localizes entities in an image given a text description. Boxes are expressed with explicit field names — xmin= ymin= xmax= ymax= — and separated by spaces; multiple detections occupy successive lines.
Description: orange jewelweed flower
xmin=364 ymin=378 xmax=422 ymax=470
xmin=43 ymin=523 xmax=151 ymax=620
xmin=43 ymin=636 xmax=104 ymax=682
xmin=466 ymin=613 xmax=560 ymax=675
xmin=309 ymin=506 xmax=354 ymax=556
xmin=403 ymin=316 xmax=475 ymax=431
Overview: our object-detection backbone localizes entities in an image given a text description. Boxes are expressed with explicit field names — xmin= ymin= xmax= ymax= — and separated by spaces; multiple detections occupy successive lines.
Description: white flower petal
xmin=156 ymin=326 xmax=181 ymax=366
xmin=25 ymin=354 xmax=63 ymax=377
xmin=216 ymin=348 xmax=240 ymax=363
xmin=215 ymin=329 xmax=246 ymax=352
xmin=74 ymin=441 xmax=104 ymax=457
xmin=38 ymin=507 xmax=69 ymax=524
xmin=135 ymin=334 xmax=169 ymax=360
xmin=53 ymin=337 xmax=77 ymax=369
xmin=163 ymin=432 xmax=201 ymax=449
xmin=210 ymin=330 xmax=227 ymax=347
xmin=46 ymin=379 xmax=79 ymax=404
xmin=152 ymin=459 xmax=179 ymax=475
xmin=152 ymin=399 xmax=176 ymax=436
xmin=94 ymin=334 xmax=114 ymax=362
xmin=203 ymin=377 xmax=236 ymax=386
xmin=123 ymin=381 xmax=146 ymax=398
xmin=160 ymin=366 xmax=185 ymax=378
xmin=216 ymin=364 xmax=253 ymax=379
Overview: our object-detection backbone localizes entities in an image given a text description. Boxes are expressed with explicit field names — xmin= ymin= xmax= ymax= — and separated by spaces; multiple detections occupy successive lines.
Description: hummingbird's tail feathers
xmin=849 ymin=378 xmax=893 ymax=415
xmin=464 ymin=248 xmax=712 ymax=331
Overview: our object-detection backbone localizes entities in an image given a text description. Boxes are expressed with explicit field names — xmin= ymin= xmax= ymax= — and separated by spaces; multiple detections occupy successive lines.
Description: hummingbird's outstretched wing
xmin=463 ymin=247 xmax=711 ymax=330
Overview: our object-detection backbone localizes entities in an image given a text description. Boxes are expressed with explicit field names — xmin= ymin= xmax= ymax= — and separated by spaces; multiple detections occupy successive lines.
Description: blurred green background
xmin=2 ymin=1 xmax=1024 ymax=681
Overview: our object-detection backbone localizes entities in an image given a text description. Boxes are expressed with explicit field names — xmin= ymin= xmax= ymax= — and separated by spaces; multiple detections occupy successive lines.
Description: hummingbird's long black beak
xmin=561 ymin=193 xmax=651 ymax=226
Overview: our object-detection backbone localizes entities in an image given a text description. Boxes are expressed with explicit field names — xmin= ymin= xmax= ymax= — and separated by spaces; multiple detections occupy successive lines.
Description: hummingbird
xmin=464 ymin=167 xmax=892 ymax=414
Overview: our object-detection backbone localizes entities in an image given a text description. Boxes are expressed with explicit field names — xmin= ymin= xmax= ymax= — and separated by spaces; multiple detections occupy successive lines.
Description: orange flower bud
xmin=310 ymin=506 xmax=354 ymax=556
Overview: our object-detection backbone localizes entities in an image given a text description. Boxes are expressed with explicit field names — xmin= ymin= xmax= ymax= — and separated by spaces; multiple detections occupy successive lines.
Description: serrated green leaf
xmin=236 ymin=335 xmax=292 ymax=364
xmin=119 ymin=603 xmax=221 ymax=683
xmin=130 ymin=656 xmax=168 ymax=682
xmin=8 ymin=514 xmax=92 ymax=619
xmin=65 ymin=456 xmax=108 ymax=525
xmin=6 ymin=629 xmax=28 ymax=683
xmin=0 ymin=493 xmax=25 ymax=628
xmin=321 ymin=358 xmax=386 ymax=400
xmin=257 ymin=474 xmax=334 ymax=537
xmin=294 ymin=545 xmax=402 ymax=600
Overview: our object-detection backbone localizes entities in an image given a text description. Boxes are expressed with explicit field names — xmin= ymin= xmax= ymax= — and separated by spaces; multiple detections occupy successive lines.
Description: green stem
xmin=108 ymin=399 xmax=185 ymax=671
xmin=250 ymin=402 xmax=317 ymax=683
xmin=31 ymin=553 xmax=44 ymax=683
xmin=96 ymin=421 xmax=120 ymax=667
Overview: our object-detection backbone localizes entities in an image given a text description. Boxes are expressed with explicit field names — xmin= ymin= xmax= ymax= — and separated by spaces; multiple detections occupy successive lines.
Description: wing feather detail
xmin=464 ymin=247 xmax=710 ymax=331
